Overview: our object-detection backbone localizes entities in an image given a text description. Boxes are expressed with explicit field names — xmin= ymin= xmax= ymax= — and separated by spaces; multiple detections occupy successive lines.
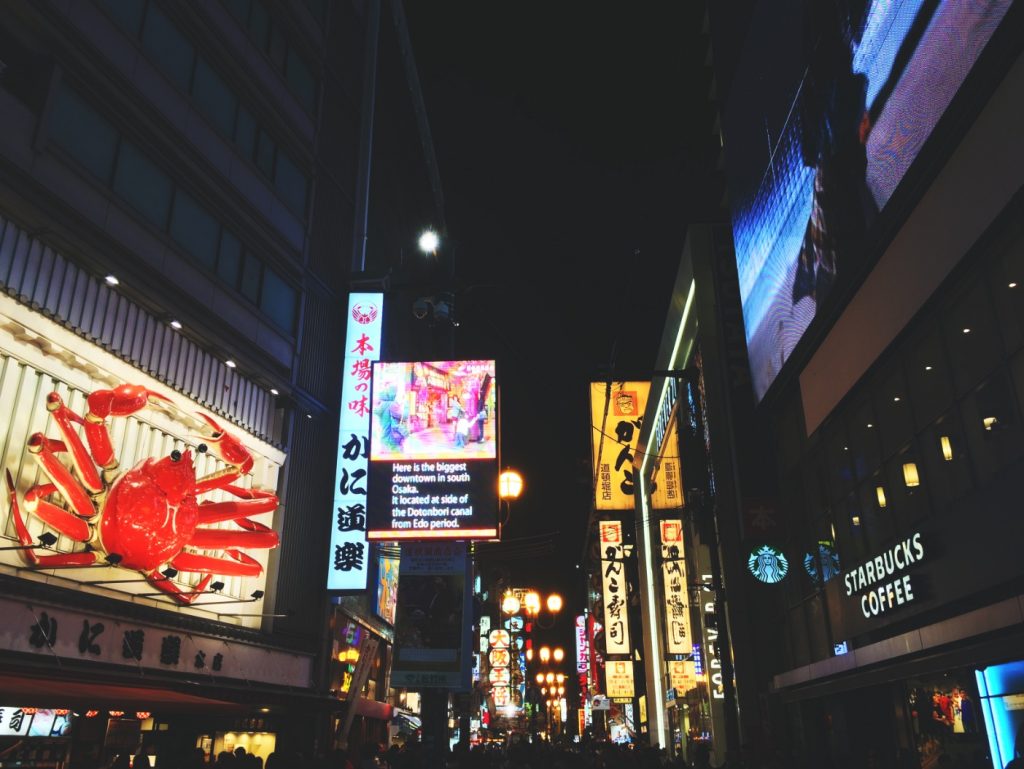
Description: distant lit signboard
xmin=367 ymin=360 xmax=499 ymax=540
xmin=651 ymin=418 xmax=683 ymax=510
xmin=599 ymin=520 xmax=631 ymax=656
xmin=375 ymin=552 xmax=400 ymax=625
xmin=728 ymin=0 xmax=1013 ymax=400
xmin=605 ymin=660 xmax=635 ymax=700
xmin=668 ymin=660 xmax=695 ymax=693
xmin=329 ymin=292 xmax=383 ymax=591
xmin=575 ymin=614 xmax=589 ymax=675
xmin=590 ymin=382 xmax=650 ymax=510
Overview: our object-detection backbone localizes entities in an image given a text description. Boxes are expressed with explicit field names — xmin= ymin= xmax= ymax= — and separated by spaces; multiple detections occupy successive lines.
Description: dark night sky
xmin=402 ymin=3 xmax=724 ymax=632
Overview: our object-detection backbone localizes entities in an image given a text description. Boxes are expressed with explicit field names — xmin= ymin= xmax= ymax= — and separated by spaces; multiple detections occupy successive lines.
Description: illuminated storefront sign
xmin=575 ymin=614 xmax=589 ymax=675
xmin=599 ymin=520 xmax=631 ymax=656
xmin=747 ymin=545 xmax=789 ymax=584
xmin=668 ymin=660 xmax=695 ymax=693
xmin=660 ymin=519 xmax=693 ymax=654
xmin=844 ymin=532 xmax=925 ymax=618
xmin=701 ymin=574 xmax=725 ymax=700
xmin=329 ymin=292 xmax=384 ymax=590
xmin=367 ymin=360 xmax=498 ymax=540
xmin=606 ymin=659 xmax=635 ymax=700
xmin=0 ymin=300 xmax=283 ymax=613
xmin=590 ymin=382 xmax=650 ymax=510
xmin=375 ymin=552 xmax=400 ymax=624
xmin=651 ymin=417 xmax=683 ymax=510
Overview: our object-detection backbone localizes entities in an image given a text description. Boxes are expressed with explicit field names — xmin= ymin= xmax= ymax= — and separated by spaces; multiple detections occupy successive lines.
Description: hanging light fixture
xmin=940 ymin=435 xmax=953 ymax=461
xmin=902 ymin=462 xmax=920 ymax=488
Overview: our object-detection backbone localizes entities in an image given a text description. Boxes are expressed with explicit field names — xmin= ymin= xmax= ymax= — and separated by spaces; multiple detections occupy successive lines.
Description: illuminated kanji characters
xmin=341 ymin=433 xmax=369 ymax=461
xmin=352 ymin=334 xmax=374 ymax=356
xmin=337 ymin=503 xmax=367 ymax=532
xmin=348 ymin=395 xmax=370 ymax=418
xmin=334 ymin=542 xmax=365 ymax=572
xmin=338 ymin=468 xmax=366 ymax=496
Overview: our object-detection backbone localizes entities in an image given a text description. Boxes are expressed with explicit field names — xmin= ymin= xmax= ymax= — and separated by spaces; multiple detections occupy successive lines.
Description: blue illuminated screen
xmin=728 ymin=0 xmax=1013 ymax=401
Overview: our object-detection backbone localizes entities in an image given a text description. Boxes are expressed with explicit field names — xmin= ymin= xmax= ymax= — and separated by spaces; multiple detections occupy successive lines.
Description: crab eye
xmin=212 ymin=432 xmax=223 ymax=439
xmin=170 ymin=450 xmax=182 ymax=462
xmin=197 ymin=443 xmax=209 ymax=454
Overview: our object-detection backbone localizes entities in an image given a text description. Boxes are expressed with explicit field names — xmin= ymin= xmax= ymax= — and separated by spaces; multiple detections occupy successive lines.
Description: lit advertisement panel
xmin=590 ymin=382 xmax=650 ymax=511
xmin=367 ymin=360 xmax=498 ymax=540
xmin=728 ymin=0 xmax=1013 ymax=401
xmin=376 ymin=551 xmax=400 ymax=625
xmin=328 ymin=293 xmax=383 ymax=590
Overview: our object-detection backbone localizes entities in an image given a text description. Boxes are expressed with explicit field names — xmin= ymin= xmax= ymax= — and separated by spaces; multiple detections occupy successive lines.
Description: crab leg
xmin=171 ymin=549 xmax=264 ymax=578
xmin=197 ymin=485 xmax=278 ymax=524
xmin=24 ymin=483 xmax=90 ymax=541
xmin=5 ymin=470 xmax=97 ymax=567
xmin=45 ymin=394 xmax=103 ymax=493
xmin=84 ymin=385 xmax=170 ymax=472
xmin=27 ymin=433 xmax=96 ymax=519
xmin=187 ymin=521 xmax=279 ymax=550
xmin=146 ymin=570 xmax=212 ymax=605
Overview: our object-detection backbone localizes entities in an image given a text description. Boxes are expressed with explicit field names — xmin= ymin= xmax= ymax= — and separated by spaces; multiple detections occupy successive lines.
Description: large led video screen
xmin=367 ymin=360 xmax=499 ymax=540
xmin=729 ymin=0 xmax=1013 ymax=401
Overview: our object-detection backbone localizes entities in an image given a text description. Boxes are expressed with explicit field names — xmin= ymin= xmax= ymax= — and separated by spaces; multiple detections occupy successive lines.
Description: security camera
xmin=413 ymin=297 xmax=432 ymax=320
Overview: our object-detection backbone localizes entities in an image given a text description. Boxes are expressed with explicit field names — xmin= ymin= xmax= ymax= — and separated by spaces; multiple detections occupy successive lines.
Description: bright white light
xmin=169 ymin=320 xmax=182 ymax=330
xmin=105 ymin=275 xmax=119 ymax=286
xmin=418 ymin=230 xmax=440 ymax=253
xmin=224 ymin=360 xmax=237 ymax=368
xmin=270 ymin=388 xmax=279 ymax=396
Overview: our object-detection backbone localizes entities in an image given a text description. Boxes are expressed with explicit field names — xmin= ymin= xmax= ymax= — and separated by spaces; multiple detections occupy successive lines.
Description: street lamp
xmin=539 ymin=646 xmax=551 ymax=663
xmin=502 ymin=592 xmax=521 ymax=615
xmin=499 ymin=469 xmax=523 ymax=500
xmin=552 ymin=647 xmax=565 ymax=663
xmin=535 ymin=673 xmax=544 ymax=684
xmin=418 ymin=229 xmax=440 ymax=254
xmin=546 ymin=594 xmax=563 ymax=613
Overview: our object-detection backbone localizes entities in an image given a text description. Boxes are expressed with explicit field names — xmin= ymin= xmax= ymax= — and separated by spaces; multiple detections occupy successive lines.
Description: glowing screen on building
xmin=728 ymin=0 xmax=1012 ymax=400
xmin=367 ymin=360 xmax=498 ymax=540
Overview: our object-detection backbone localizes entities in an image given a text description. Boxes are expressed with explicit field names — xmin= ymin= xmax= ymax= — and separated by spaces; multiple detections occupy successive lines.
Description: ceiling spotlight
xmin=893 ymin=396 xmax=900 ymax=402
xmin=306 ymin=413 xmax=312 ymax=419
xmin=210 ymin=581 xmax=226 ymax=592
xmin=925 ymin=365 xmax=933 ymax=371
xmin=161 ymin=567 xmax=178 ymax=579
xmin=169 ymin=320 xmax=182 ymax=330
xmin=224 ymin=360 xmax=236 ymax=369
xmin=105 ymin=275 xmax=119 ymax=286
xmin=1010 ymin=282 xmax=1018 ymax=288
xmin=38 ymin=532 xmax=59 ymax=547
xmin=962 ymin=328 xmax=971 ymax=334
xmin=251 ymin=590 xmax=265 ymax=600
xmin=270 ymin=388 xmax=279 ymax=396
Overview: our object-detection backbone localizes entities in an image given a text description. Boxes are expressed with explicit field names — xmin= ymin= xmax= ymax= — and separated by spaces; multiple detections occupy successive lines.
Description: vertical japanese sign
xmin=590 ymin=382 xmax=650 ymax=510
xmin=660 ymin=519 xmax=693 ymax=655
xmin=328 ymin=292 xmax=383 ymax=591
xmin=599 ymin=520 xmax=631 ymax=656
xmin=651 ymin=419 xmax=683 ymax=510
xmin=575 ymin=614 xmax=589 ymax=675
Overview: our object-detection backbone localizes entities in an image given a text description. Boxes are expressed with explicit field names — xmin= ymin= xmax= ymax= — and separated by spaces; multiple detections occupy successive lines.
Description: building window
xmin=49 ymin=82 xmax=118 ymax=183
xmin=217 ymin=229 xmax=243 ymax=287
xmin=274 ymin=151 xmax=308 ymax=216
xmin=260 ymin=268 xmax=297 ymax=332
xmin=285 ymin=47 xmax=316 ymax=112
xmin=140 ymin=4 xmax=196 ymax=92
xmin=113 ymin=140 xmax=173 ymax=228
xmin=192 ymin=55 xmax=238 ymax=140
xmin=170 ymin=190 xmax=220 ymax=270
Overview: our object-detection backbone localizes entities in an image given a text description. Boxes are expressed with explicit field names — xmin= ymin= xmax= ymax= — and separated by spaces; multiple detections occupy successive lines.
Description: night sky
xmin=402 ymin=3 xmax=725 ymax=641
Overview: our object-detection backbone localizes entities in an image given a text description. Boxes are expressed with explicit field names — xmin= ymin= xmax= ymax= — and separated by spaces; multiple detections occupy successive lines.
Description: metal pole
xmin=351 ymin=0 xmax=381 ymax=273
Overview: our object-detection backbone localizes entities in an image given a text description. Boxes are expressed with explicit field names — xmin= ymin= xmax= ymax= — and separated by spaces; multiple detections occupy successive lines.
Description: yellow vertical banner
xmin=660 ymin=519 xmax=693 ymax=655
xmin=651 ymin=419 xmax=684 ymax=510
xmin=590 ymin=382 xmax=650 ymax=511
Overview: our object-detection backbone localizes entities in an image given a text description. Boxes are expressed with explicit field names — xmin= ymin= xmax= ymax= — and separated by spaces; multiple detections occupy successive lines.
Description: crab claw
xmin=196 ymin=413 xmax=253 ymax=474
xmin=87 ymin=384 xmax=171 ymax=421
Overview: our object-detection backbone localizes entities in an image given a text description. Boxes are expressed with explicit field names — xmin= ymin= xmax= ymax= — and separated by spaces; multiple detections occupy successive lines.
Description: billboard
xmin=606 ymin=659 xmax=636 ymax=700
xmin=391 ymin=542 xmax=473 ymax=689
xmin=367 ymin=360 xmax=499 ymax=540
xmin=329 ymin=292 xmax=384 ymax=590
xmin=376 ymin=551 xmax=400 ymax=625
xmin=590 ymin=382 xmax=650 ymax=510
xmin=728 ymin=0 xmax=1013 ymax=400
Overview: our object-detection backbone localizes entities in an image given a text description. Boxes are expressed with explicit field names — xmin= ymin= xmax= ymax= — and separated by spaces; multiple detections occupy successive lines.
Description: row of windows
xmin=50 ymin=81 xmax=298 ymax=334
xmin=780 ymin=224 xmax=1024 ymax=603
xmin=98 ymin=0 xmax=309 ymax=217
xmin=223 ymin=0 xmax=318 ymax=114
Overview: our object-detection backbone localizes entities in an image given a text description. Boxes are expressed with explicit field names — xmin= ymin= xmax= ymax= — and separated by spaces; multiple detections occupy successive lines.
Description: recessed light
xmin=867 ymin=423 xmax=873 ymax=428
xmin=963 ymin=328 xmax=971 ymax=334
xmin=1010 ymin=282 xmax=1018 ymax=288
xmin=270 ymin=388 xmax=279 ymax=396
xmin=225 ymin=360 xmax=237 ymax=368
xmin=169 ymin=320 xmax=182 ymax=330
xmin=105 ymin=275 xmax=119 ymax=286
xmin=925 ymin=365 xmax=933 ymax=371
xmin=305 ymin=413 xmax=312 ymax=419
xmin=843 ymin=446 xmax=849 ymax=451
xmin=893 ymin=396 xmax=901 ymax=402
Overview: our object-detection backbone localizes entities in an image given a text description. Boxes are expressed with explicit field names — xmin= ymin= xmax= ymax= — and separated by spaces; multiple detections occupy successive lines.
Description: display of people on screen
xmin=371 ymin=360 xmax=496 ymax=461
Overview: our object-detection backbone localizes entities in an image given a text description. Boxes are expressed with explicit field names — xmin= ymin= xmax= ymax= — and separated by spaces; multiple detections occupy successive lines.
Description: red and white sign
xmin=599 ymin=520 xmax=631 ymax=655
xmin=575 ymin=614 xmax=590 ymax=674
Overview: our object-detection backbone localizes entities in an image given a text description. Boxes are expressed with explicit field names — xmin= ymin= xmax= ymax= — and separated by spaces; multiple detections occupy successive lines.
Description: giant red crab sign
xmin=3 ymin=383 xmax=279 ymax=605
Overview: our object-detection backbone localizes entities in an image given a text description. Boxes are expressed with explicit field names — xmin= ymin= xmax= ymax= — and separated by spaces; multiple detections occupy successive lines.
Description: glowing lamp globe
xmin=418 ymin=229 xmax=440 ymax=254
xmin=547 ymin=594 xmax=563 ymax=613
xmin=499 ymin=470 xmax=523 ymax=500
xmin=502 ymin=593 xmax=521 ymax=615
